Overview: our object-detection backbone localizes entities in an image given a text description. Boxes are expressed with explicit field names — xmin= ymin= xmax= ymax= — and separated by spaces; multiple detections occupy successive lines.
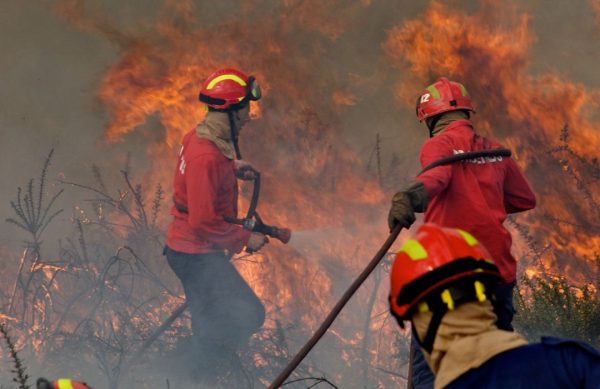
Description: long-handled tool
xmin=406 ymin=147 xmax=511 ymax=386
xmin=268 ymin=148 xmax=512 ymax=388
xmin=129 ymin=300 xmax=189 ymax=363
xmin=268 ymin=224 xmax=403 ymax=388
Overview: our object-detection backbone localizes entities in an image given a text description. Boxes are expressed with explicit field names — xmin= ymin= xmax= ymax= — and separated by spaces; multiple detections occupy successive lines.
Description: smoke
xmin=0 ymin=1 xmax=155 ymax=251
xmin=288 ymin=228 xmax=348 ymax=259
xmin=1 ymin=0 xmax=599 ymax=387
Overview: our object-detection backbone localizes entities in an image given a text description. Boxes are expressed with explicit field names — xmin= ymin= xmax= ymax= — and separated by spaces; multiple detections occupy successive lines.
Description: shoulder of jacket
xmin=477 ymin=133 xmax=504 ymax=149
xmin=185 ymin=138 xmax=225 ymax=161
xmin=422 ymin=132 xmax=454 ymax=152
xmin=540 ymin=337 xmax=600 ymax=358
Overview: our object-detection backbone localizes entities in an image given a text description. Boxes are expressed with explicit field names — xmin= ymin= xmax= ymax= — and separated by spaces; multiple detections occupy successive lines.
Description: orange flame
xmin=384 ymin=1 xmax=600 ymax=280
xmin=53 ymin=0 xmax=404 ymax=386
xmin=26 ymin=0 xmax=598 ymax=385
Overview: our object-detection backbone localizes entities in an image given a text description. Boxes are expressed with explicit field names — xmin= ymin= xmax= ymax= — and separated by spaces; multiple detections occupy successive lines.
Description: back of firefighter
xmin=389 ymin=224 xmax=600 ymax=389
xmin=388 ymin=77 xmax=536 ymax=388
xmin=164 ymin=68 xmax=267 ymax=385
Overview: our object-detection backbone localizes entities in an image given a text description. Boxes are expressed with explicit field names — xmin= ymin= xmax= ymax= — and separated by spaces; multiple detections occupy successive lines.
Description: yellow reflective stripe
xmin=426 ymin=85 xmax=441 ymax=99
xmin=400 ymin=240 xmax=428 ymax=261
xmin=474 ymin=281 xmax=487 ymax=302
xmin=457 ymin=229 xmax=478 ymax=246
xmin=417 ymin=301 xmax=430 ymax=313
xmin=458 ymin=83 xmax=469 ymax=96
xmin=441 ymin=289 xmax=455 ymax=310
xmin=206 ymin=74 xmax=247 ymax=90
xmin=57 ymin=379 xmax=74 ymax=389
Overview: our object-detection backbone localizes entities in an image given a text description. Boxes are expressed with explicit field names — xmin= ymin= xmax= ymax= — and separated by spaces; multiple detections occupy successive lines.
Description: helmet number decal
xmin=420 ymin=93 xmax=431 ymax=103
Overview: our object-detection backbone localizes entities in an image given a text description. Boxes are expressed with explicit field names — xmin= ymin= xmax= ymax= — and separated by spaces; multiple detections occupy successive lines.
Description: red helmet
xmin=389 ymin=224 xmax=501 ymax=323
xmin=198 ymin=68 xmax=261 ymax=110
xmin=37 ymin=378 xmax=92 ymax=389
xmin=415 ymin=77 xmax=474 ymax=122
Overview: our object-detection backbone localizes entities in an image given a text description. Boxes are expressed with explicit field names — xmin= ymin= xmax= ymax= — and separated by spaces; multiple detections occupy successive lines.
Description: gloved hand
xmin=388 ymin=191 xmax=416 ymax=230
xmin=234 ymin=160 xmax=258 ymax=181
xmin=388 ymin=181 xmax=429 ymax=230
xmin=246 ymin=232 xmax=268 ymax=252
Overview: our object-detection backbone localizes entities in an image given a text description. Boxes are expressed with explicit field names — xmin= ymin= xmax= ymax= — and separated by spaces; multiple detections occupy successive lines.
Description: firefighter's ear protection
xmin=248 ymin=76 xmax=261 ymax=101
xmin=37 ymin=378 xmax=52 ymax=389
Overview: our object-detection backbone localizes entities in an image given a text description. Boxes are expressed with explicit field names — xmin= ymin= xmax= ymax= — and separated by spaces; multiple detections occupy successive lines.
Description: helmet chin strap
xmin=426 ymin=115 xmax=441 ymax=138
xmin=411 ymin=307 xmax=447 ymax=354
xmin=227 ymin=110 xmax=242 ymax=160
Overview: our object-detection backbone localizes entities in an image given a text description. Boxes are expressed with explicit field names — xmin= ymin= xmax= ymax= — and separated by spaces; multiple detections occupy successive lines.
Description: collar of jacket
xmin=431 ymin=111 xmax=472 ymax=136
xmin=195 ymin=111 xmax=236 ymax=160
xmin=412 ymin=300 xmax=527 ymax=389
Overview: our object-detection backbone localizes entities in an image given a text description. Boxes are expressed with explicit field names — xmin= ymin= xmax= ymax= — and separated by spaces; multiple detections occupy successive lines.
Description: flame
xmin=332 ymin=90 xmax=357 ymax=106
xmin=50 ymin=0 xmax=405 ymax=386
xmin=3 ymin=0 xmax=593 ymax=386
xmin=590 ymin=0 xmax=600 ymax=26
xmin=384 ymin=0 xmax=600 ymax=281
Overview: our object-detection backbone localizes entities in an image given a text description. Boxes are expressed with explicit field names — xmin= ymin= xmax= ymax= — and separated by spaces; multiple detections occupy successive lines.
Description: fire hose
xmin=268 ymin=148 xmax=511 ymax=388
xmin=223 ymin=167 xmax=291 ymax=249
xmin=171 ymin=166 xmax=292 ymax=246
xmin=129 ymin=167 xmax=291 ymax=364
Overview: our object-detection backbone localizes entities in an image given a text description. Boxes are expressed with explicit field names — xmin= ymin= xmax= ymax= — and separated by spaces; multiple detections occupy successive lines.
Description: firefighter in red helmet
xmin=165 ymin=68 xmax=267 ymax=384
xmin=389 ymin=224 xmax=600 ymax=389
xmin=388 ymin=77 xmax=536 ymax=388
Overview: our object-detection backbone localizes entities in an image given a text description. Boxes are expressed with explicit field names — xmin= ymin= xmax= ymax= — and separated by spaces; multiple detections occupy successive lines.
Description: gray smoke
xmin=2 ymin=1 xmax=600 ymax=387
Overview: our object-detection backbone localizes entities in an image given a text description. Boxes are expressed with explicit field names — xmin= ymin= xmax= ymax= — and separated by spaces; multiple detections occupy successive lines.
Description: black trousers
xmin=164 ymin=246 xmax=265 ymax=377
xmin=410 ymin=281 xmax=517 ymax=388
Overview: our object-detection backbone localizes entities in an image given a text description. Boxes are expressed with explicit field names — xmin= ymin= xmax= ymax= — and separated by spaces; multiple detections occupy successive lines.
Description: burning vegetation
xmin=0 ymin=0 xmax=599 ymax=388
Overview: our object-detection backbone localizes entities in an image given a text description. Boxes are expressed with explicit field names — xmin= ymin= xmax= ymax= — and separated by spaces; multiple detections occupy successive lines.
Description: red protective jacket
xmin=166 ymin=130 xmax=251 ymax=254
xmin=415 ymin=119 xmax=536 ymax=282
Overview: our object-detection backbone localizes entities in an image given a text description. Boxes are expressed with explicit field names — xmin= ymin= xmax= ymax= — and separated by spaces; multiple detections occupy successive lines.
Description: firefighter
xmin=389 ymin=224 xmax=600 ymax=389
xmin=387 ymin=77 xmax=536 ymax=387
xmin=165 ymin=68 xmax=267 ymax=383
xmin=37 ymin=378 xmax=91 ymax=389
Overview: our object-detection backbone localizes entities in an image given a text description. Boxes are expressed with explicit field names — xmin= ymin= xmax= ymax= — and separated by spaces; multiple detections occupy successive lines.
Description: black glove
xmin=234 ymin=160 xmax=259 ymax=181
xmin=388 ymin=181 xmax=429 ymax=230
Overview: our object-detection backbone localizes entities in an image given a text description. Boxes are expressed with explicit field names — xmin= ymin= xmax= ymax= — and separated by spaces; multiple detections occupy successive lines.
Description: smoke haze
xmin=1 ymin=1 xmax=599 ymax=387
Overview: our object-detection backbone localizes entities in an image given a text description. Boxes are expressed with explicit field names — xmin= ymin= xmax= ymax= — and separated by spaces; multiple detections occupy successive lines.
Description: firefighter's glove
xmin=246 ymin=232 xmax=268 ymax=252
xmin=234 ymin=160 xmax=258 ymax=181
xmin=388 ymin=181 xmax=429 ymax=231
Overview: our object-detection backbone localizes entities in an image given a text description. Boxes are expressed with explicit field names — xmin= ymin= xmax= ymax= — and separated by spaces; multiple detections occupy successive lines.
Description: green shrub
xmin=514 ymin=275 xmax=600 ymax=348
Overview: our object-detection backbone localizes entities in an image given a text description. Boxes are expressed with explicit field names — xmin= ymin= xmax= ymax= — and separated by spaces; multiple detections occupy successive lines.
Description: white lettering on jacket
xmin=179 ymin=157 xmax=186 ymax=175
xmin=178 ymin=145 xmax=186 ymax=174
xmin=453 ymin=149 xmax=503 ymax=164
